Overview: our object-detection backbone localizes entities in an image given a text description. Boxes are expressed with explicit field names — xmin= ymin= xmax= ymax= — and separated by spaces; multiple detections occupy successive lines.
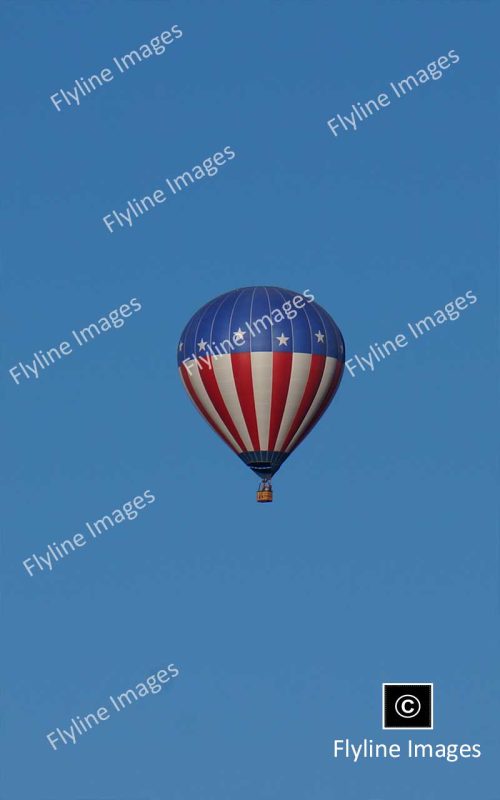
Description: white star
xmin=178 ymin=341 xmax=183 ymax=351
xmin=197 ymin=338 xmax=207 ymax=351
xmin=276 ymin=333 xmax=289 ymax=346
xmin=233 ymin=328 xmax=245 ymax=342
xmin=315 ymin=331 xmax=325 ymax=343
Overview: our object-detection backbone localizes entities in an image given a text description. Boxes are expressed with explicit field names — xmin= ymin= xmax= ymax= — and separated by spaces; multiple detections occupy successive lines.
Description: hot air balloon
xmin=177 ymin=286 xmax=345 ymax=502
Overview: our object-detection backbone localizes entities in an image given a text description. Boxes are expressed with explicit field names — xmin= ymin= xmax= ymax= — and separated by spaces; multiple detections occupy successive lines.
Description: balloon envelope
xmin=178 ymin=286 xmax=345 ymax=480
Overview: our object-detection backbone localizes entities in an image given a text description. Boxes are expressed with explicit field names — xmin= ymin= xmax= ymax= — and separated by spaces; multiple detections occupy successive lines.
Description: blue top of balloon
xmin=177 ymin=286 xmax=345 ymax=364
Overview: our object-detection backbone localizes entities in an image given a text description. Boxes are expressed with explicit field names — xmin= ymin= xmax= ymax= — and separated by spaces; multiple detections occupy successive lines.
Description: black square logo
xmin=382 ymin=683 xmax=433 ymax=729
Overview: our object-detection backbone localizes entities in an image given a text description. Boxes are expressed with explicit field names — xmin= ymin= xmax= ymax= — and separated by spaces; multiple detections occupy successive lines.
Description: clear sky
xmin=2 ymin=1 xmax=498 ymax=799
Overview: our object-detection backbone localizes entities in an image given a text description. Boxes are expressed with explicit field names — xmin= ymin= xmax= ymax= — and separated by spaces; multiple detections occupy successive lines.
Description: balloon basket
xmin=256 ymin=482 xmax=273 ymax=503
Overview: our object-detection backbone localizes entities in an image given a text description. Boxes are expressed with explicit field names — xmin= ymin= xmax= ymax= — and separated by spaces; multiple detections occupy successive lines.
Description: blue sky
xmin=2 ymin=2 xmax=498 ymax=798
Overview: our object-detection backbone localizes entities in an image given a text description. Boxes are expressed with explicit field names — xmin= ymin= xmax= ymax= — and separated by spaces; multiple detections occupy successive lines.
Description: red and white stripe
xmin=180 ymin=351 xmax=341 ymax=455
